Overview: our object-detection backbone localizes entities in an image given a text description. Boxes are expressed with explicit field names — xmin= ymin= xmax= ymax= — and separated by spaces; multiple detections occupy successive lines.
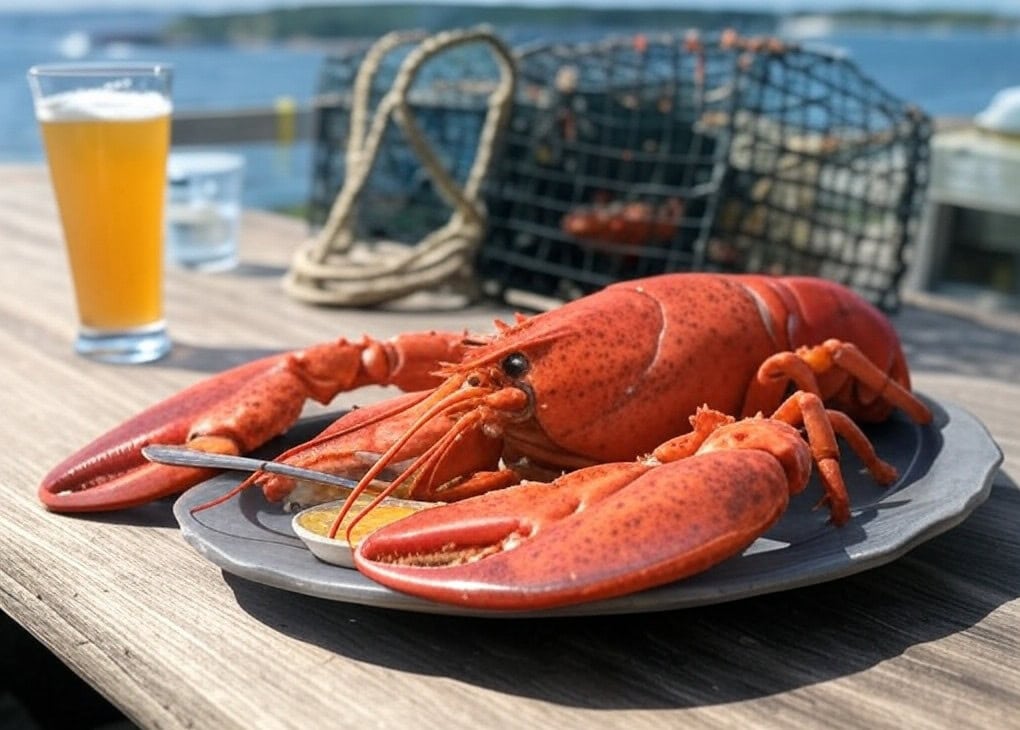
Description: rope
xmin=284 ymin=27 xmax=517 ymax=307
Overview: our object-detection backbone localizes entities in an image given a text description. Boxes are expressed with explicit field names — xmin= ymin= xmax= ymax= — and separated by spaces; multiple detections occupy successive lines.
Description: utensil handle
xmin=141 ymin=445 xmax=361 ymax=490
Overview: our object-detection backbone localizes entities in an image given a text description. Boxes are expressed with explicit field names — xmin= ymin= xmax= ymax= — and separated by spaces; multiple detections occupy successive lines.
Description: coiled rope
xmin=284 ymin=27 xmax=517 ymax=306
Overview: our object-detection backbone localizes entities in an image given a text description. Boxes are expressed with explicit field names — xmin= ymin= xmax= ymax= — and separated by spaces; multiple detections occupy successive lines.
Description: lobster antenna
xmin=337 ymin=409 xmax=488 ymax=542
xmin=325 ymin=380 xmax=495 ymax=538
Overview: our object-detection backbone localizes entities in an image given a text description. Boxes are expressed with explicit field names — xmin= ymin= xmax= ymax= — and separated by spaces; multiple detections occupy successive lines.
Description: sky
xmin=5 ymin=0 xmax=1020 ymax=14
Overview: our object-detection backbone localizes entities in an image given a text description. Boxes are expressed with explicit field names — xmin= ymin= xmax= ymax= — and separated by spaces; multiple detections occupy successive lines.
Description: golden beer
xmin=29 ymin=63 xmax=174 ymax=363
xmin=40 ymin=108 xmax=170 ymax=329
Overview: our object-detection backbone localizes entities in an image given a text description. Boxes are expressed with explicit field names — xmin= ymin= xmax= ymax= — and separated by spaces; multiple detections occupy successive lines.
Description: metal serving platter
xmin=175 ymin=396 xmax=1001 ymax=618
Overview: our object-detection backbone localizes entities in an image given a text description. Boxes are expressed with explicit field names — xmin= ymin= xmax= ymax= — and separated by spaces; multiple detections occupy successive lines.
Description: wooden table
xmin=1 ymin=164 xmax=1018 ymax=729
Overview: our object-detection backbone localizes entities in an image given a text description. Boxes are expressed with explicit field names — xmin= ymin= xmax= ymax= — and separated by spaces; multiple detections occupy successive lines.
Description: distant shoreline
xmin=160 ymin=5 xmax=1020 ymax=45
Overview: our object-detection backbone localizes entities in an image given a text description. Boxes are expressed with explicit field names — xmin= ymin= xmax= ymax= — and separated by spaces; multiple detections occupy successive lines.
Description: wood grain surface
xmin=1 ymin=164 xmax=1018 ymax=729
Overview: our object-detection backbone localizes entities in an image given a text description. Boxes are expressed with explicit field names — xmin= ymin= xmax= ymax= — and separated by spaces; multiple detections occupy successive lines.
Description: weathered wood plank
xmin=0 ymin=164 xmax=1018 ymax=729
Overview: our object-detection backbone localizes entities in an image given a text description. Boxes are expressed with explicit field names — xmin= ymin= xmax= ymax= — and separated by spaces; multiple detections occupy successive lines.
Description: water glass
xmin=166 ymin=150 xmax=244 ymax=272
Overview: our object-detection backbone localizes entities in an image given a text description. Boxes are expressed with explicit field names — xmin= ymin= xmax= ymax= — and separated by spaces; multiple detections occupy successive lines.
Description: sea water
xmin=5 ymin=10 xmax=1020 ymax=211
xmin=3 ymin=9 xmax=322 ymax=210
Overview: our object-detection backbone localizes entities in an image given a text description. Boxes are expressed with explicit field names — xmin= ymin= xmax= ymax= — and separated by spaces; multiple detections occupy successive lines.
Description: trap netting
xmin=306 ymin=30 xmax=507 ymax=253
xmin=294 ymin=28 xmax=515 ymax=306
xmin=306 ymin=30 xmax=931 ymax=311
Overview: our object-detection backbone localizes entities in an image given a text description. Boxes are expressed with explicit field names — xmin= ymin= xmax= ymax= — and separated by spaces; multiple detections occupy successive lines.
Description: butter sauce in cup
xmin=292 ymin=495 xmax=433 ymax=568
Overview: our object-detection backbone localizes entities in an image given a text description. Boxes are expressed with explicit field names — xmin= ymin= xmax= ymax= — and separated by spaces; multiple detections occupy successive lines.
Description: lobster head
xmin=454 ymin=283 xmax=685 ymax=467
xmin=262 ymin=279 xmax=710 ymax=509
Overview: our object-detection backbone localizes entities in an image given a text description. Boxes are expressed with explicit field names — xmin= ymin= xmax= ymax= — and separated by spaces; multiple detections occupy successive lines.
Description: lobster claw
xmin=354 ymin=449 xmax=793 ymax=611
xmin=352 ymin=397 xmax=890 ymax=611
xmin=38 ymin=356 xmax=305 ymax=512
xmin=38 ymin=331 xmax=470 ymax=513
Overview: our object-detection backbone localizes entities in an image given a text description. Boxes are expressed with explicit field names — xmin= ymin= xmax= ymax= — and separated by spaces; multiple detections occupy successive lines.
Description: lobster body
xmin=465 ymin=273 xmax=912 ymax=470
xmin=37 ymin=273 xmax=932 ymax=610
xmin=250 ymin=273 xmax=922 ymax=509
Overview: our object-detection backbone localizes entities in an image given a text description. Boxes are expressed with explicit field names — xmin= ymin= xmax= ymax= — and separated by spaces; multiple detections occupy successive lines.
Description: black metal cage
xmin=308 ymin=30 xmax=931 ymax=311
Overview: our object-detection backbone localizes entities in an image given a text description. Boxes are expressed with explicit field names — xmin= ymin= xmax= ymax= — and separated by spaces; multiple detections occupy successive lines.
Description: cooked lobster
xmin=38 ymin=273 xmax=932 ymax=609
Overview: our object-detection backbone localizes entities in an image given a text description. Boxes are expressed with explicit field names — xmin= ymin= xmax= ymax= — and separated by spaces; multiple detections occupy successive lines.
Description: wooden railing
xmin=172 ymin=97 xmax=969 ymax=148
xmin=170 ymin=97 xmax=316 ymax=146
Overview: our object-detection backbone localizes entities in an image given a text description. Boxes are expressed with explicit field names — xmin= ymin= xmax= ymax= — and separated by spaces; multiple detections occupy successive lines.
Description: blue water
xmin=806 ymin=29 xmax=1020 ymax=118
xmin=2 ymin=10 xmax=1019 ymax=210
xmin=0 ymin=10 xmax=324 ymax=208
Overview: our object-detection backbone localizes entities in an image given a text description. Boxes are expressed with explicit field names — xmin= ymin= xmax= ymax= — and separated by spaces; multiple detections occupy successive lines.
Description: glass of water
xmin=166 ymin=150 xmax=244 ymax=272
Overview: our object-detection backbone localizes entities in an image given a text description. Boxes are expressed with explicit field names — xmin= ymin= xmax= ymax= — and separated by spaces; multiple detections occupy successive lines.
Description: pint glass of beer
xmin=28 ymin=63 xmax=173 ymax=364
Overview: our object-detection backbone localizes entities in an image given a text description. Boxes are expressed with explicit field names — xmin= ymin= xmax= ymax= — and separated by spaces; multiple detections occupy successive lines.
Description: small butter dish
xmin=292 ymin=495 xmax=432 ymax=568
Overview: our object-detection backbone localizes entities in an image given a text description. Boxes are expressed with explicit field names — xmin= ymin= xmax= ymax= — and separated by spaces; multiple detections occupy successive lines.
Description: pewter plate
xmin=174 ymin=397 xmax=1002 ymax=617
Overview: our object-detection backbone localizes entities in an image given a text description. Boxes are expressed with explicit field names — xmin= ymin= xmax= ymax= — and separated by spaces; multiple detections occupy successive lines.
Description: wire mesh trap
xmin=294 ymin=28 xmax=515 ymax=306
xmin=306 ymin=29 xmax=931 ymax=311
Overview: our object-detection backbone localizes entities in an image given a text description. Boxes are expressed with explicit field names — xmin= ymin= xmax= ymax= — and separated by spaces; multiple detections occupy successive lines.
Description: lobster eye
xmin=500 ymin=352 xmax=530 ymax=379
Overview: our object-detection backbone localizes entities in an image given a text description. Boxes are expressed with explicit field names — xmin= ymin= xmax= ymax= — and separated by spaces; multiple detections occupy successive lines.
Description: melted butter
xmin=296 ymin=499 xmax=421 ymax=545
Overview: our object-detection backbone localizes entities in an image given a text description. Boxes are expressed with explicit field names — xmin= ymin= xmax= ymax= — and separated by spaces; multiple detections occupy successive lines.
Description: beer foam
xmin=35 ymin=87 xmax=171 ymax=122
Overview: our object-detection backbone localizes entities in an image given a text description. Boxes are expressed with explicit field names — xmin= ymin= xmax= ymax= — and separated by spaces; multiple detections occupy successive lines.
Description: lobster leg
xmin=39 ymin=331 xmax=469 ymax=512
xmin=354 ymin=396 xmax=891 ymax=611
xmin=741 ymin=339 xmax=933 ymax=425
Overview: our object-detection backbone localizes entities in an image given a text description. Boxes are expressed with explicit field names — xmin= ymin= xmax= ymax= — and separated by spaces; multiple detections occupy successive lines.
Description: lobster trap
xmin=306 ymin=29 xmax=931 ymax=310
xmin=293 ymin=28 xmax=515 ymax=306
